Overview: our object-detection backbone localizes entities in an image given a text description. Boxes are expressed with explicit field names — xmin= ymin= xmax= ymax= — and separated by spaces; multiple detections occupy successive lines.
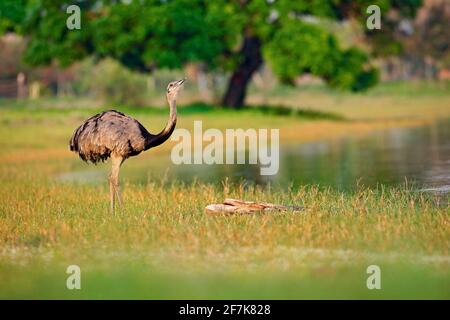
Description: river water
xmin=61 ymin=119 xmax=450 ymax=193
xmin=169 ymin=119 xmax=450 ymax=192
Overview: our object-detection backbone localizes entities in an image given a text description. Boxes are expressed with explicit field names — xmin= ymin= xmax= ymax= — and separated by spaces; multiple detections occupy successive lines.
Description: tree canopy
xmin=1 ymin=0 xmax=423 ymax=107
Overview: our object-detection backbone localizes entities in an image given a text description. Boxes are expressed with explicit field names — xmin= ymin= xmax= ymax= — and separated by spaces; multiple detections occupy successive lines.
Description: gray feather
xmin=69 ymin=110 xmax=152 ymax=164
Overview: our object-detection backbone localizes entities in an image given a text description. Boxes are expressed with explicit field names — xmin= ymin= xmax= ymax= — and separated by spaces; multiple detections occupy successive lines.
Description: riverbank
xmin=0 ymin=85 xmax=449 ymax=299
xmin=1 ymin=88 xmax=449 ymax=160
xmin=0 ymin=178 xmax=448 ymax=298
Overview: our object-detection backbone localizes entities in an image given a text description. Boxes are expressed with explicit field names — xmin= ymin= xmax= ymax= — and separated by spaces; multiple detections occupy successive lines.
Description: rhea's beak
xmin=176 ymin=78 xmax=186 ymax=86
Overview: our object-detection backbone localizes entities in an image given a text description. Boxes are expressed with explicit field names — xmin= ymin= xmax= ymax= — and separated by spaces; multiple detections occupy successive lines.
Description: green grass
xmin=0 ymin=84 xmax=449 ymax=299
xmin=0 ymin=175 xmax=448 ymax=299
xmin=251 ymin=80 xmax=450 ymax=98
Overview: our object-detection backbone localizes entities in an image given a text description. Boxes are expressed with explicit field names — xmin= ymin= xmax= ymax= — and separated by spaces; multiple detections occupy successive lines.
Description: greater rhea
xmin=69 ymin=79 xmax=185 ymax=213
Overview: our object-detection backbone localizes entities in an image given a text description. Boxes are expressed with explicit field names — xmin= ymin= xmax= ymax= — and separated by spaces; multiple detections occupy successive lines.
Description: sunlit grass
xmin=0 ymin=172 xmax=449 ymax=298
xmin=0 ymin=85 xmax=449 ymax=299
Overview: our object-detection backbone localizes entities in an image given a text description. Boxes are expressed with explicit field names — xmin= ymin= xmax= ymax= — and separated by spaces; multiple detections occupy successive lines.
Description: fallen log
xmin=205 ymin=198 xmax=303 ymax=215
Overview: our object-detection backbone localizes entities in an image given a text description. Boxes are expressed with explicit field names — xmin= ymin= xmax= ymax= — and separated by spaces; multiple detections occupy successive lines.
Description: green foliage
xmin=392 ymin=0 xmax=423 ymax=17
xmin=0 ymin=0 xmax=27 ymax=33
xmin=365 ymin=0 xmax=424 ymax=58
xmin=330 ymin=48 xmax=379 ymax=92
xmin=264 ymin=21 xmax=377 ymax=91
xmin=22 ymin=0 xmax=237 ymax=71
xmin=16 ymin=0 xmax=422 ymax=101
xmin=75 ymin=58 xmax=148 ymax=107
xmin=414 ymin=1 xmax=450 ymax=68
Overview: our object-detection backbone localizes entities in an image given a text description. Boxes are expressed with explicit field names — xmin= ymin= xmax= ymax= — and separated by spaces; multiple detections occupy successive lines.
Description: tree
xmin=412 ymin=0 xmax=450 ymax=70
xmin=5 ymin=0 xmax=423 ymax=107
xmin=364 ymin=0 xmax=450 ymax=79
xmin=0 ymin=0 xmax=26 ymax=33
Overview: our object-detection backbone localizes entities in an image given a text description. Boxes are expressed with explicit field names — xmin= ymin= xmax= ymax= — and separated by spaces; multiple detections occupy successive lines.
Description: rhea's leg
xmin=111 ymin=156 xmax=124 ymax=213
xmin=116 ymin=184 xmax=124 ymax=211
xmin=109 ymin=174 xmax=115 ymax=214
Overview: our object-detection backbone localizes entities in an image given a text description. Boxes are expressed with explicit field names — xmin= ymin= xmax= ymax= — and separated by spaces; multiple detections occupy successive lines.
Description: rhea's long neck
xmin=145 ymin=99 xmax=177 ymax=150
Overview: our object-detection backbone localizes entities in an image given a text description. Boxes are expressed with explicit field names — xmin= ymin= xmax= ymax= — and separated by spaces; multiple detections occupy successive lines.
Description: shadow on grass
xmin=177 ymin=102 xmax=345 ymax=121
xmin=0 ymin=98 xmax=345 ymax=121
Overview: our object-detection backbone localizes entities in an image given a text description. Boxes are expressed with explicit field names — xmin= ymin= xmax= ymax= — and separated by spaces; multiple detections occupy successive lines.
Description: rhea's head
xmin=166 ymin=78 xmax=186 ymax=102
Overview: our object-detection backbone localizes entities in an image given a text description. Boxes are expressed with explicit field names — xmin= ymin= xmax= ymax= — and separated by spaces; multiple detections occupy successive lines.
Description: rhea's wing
xmin=69 ymin=110 xmax=150 ymax=163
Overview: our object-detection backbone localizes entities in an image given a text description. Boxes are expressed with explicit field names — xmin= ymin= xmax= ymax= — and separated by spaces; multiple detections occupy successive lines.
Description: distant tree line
xmin=1 ymin=0 xmax=439 ymax=107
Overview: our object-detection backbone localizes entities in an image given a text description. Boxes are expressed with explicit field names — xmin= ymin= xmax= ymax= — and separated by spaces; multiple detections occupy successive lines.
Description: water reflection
xmin=60 ymin=119 xmax=450 ymax=192
xmin=169 ymin=119 xmax=450 ymax=191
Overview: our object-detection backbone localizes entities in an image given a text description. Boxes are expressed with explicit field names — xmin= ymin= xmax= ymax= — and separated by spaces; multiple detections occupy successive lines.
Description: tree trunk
xmin=222 ymin=35 xmax=263 ymax=108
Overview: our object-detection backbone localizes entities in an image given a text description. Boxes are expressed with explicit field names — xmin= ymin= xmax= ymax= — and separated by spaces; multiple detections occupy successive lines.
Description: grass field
xmin=0 ymin=82 xmax=449 ymax=299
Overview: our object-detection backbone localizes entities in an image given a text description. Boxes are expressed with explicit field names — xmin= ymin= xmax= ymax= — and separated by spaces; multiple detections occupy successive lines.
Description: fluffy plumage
xmin=68 ymin=78 xmax=184 ymax=213
xmin=69 ymin=110 xmax=153 ymax=164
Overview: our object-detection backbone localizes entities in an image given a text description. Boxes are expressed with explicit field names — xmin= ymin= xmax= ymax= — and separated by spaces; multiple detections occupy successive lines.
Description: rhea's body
xmin=69 ymin=79 xmax=185 ymax=213
xmin=69 ymin=109 xmax=170 ymax=163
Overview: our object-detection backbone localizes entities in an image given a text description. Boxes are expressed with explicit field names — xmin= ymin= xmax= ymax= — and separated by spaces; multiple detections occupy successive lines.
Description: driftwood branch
xmin=205 ymin=198 xmax=303 ymax=215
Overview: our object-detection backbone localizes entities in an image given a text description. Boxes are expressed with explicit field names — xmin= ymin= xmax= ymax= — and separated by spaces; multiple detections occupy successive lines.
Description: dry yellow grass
xmin=0 ymin=85 xmax=449 ymax=298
